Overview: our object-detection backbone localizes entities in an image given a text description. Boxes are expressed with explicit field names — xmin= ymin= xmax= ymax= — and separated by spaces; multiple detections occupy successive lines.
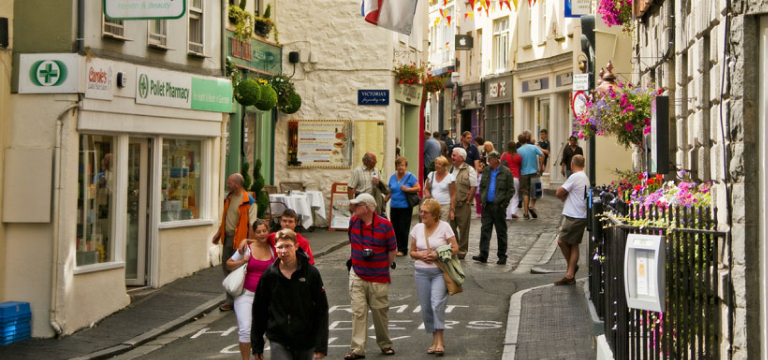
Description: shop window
xmin=161 ymin=139 xmax=202 ymax=222
xmin=77 ymin=135 xmax=116 ymax=266
xmin=188 ymin=0 xmax=204 ymax=55
xmin=149 ymin=19 xmax=168 ymax=48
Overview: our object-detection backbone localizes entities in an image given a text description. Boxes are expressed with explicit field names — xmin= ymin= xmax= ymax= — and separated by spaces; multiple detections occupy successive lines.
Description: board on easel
xmin=328 ymin=183 xmax=351 ymax=230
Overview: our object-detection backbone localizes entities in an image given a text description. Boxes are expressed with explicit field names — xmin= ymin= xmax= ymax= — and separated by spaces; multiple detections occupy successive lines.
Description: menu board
xmin=290 ymin=120 xmax=353 ymax=168
xmin=328 ymin=183 xmax=351 ymax=230
xmin=353 ymin=121 xmax=386 ymax=167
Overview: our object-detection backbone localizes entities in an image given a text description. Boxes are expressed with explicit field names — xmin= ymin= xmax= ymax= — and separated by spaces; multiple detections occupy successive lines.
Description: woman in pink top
xmin=500 ymin=141 xmax=522 ymax=220
xmin=226 ymin=219 xmax=276 ymax=360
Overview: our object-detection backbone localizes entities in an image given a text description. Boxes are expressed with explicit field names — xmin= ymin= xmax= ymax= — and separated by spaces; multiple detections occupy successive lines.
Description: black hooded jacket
xmin=251 ymin=248 xmax=329 ymax=355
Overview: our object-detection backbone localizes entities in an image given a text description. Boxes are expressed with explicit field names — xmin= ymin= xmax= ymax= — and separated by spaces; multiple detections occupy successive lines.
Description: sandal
xmin=344 ymin=353 xmax=365 ymax=360
xmin=381 ymin=348 xmax=395 ymax=356
xmin=427 ymin=347 xmax=436 ymax=354
xmin=435 ymin=347 xmax=445 ymax=356
xmin=218 ymin=303 xmax=233 ymax=311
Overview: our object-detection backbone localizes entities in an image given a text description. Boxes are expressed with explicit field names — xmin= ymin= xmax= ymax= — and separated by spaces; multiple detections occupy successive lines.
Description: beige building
xmin=2 ymin=0 xmax=230 ymax=337
xmin=0 ymin=0 xmax=13 ymax=304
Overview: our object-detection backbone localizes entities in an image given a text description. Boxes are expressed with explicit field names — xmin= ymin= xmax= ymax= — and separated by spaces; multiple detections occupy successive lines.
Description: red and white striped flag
xmin=361 ymin=0 xmax=420 ymax=35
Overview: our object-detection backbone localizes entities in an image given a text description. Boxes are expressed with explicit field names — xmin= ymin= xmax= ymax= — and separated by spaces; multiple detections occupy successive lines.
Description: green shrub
xmin=235 ymin=79 xmax=261 ymax=106
xmin=278 ymin=91 xmax=302 ymax=114
xmin=255 ymin=84 xmax=277 ymax=111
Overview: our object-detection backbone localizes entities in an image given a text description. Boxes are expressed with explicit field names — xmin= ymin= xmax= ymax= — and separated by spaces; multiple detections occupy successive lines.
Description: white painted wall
xmin=0 ymin=0 xmax=13 ymax=303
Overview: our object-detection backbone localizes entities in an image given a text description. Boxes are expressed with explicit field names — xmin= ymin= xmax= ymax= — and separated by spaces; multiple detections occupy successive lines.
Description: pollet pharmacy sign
xmin=136 ymin=67 xmax=233 ymax=112
xmin=104 ymin=0 xmax=186 ymax=20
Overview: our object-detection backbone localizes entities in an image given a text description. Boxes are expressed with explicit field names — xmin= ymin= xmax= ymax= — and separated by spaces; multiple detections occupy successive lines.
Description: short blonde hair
xmin=433 ymin=156 xmax=449 ymax=168
xmin=483 ymin=141 xmax=495 ymax=152
xmin=421 ymin=199 xmax=441 ymax=220
xmin=275 ymin=229 xmax=297 ymax=244
xmin=395 ymin=156 xmax=408 ymax=167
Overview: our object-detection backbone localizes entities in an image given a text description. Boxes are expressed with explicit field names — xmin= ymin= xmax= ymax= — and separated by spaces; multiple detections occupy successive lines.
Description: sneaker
xmin=529 ymin=208 xmax=538 ymax=219
xmin=554 ymin=276 xmax=576 ymax=286
xmin=496 ymin=258 xmax=507 ymax=265
xmin=472 ymin=256 xmax=488 ymax=263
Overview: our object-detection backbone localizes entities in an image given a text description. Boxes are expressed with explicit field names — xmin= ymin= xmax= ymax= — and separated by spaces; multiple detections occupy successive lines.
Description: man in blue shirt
xmin=454 ymin=131 xmax=481 ymax=170
xmin=516 ymin=133 xmax=543 ymax=220
xmin=423 ymin=131 xmax=442 ymax=176
xmin=473 ymin=151 xmax=514 ymax=265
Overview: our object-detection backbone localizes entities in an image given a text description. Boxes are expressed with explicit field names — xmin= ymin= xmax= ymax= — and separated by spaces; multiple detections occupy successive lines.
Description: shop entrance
xmin=126 ymin=138 xmax=150 ymax=286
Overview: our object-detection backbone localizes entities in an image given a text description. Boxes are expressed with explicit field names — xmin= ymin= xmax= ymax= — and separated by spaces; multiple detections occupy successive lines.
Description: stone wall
xmin=633 ymin=0 xmax=767 ymax=358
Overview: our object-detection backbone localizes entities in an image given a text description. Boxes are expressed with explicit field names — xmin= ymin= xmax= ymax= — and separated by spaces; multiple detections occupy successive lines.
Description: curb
xmin=313 ymin=240 xmax=348 ymax=259
xmin=70 ymin=295 xmax=226 ymax=360
xmin=512 ymin=233 xmax=558 ymax=274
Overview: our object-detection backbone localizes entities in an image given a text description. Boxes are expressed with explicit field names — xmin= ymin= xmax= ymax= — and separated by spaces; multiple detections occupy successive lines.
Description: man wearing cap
xmin=473 ymin=151 xmax=514 ymax=265
xmin=345 ymin=193 xmax=398 ymax=359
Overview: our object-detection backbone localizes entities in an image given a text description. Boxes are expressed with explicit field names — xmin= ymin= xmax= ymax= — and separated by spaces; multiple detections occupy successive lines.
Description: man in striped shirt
xmin=346 ymin=193 xmax=398 ymax=359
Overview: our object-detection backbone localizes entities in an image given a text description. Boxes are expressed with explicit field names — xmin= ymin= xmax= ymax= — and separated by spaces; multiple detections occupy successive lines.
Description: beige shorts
xmin=558 ymin=216 xmax=588 ymax=245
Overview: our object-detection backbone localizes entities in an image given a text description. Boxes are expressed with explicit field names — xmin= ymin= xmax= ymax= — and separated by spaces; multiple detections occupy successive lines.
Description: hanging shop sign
xmin=484 ymin=75 xmax=513 ymax=105
xmin=394 ymin=84 xmax=424 ymax=106
xmin=358 ymin=90 xmax=390 ymax=105
xmin=455 ymin=35 xmax=473 ymax=50
xmin=573 ymin=73 xmax=590 ymax=91
xmin=18 ymin=53 xmax=83 ymax=94
xmin=85 ymin=58 xmax=114 ymax=100
xmin=136 ymin=66 xmax=233 ymax=112
xmin=104 ymin=0 xmax=186 ymax=20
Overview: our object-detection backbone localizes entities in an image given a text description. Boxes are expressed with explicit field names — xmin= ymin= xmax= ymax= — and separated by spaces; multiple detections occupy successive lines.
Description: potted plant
xmin=597 ymin=0 xmax=634 ymax=33
xmin=254 ymin=82 xmax=278 ymax=111
xmin=270 ymin=74 xmax=302 ymax=114
xmin=234 ymin=78 xmax=261 ymax=106
xmin=423 ymin=73 xmax=444 ymax=93
xmin=253 ymin=4 xmax=278 ymax=43
xmin=393 ymin=62 xmax=425 ymax=86
xmin=250 ymin=159 xmax=270 ymax=219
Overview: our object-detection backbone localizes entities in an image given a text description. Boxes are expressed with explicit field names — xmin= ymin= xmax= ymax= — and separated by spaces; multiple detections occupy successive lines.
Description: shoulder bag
xmin=405 ymin=173 xmax=421 ymax=208
xmin=423 ymin=226 xmax=462 ymax=296
xmin=222 ymin=248 xmax=248 ymax=297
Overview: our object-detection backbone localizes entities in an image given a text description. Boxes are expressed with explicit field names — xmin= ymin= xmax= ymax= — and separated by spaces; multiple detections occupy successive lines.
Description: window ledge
xmin=149 ymin=43 xmax=174 ymax=51
xmin=74 ymin=261 xmax=125 ymax=275
xmin=522 ymin=44 xmax=533 ymax=50
xmin=555 ymin=36 xmax=566 ymax=43
xmin=537 ymin=41 xmax=547 ymax=47
xmin=159 ymin=219 xmax=216 ymax=229
xmin=187 ymin=51 xmax=209 ymax=58
xmin=102 ymin=33 xmax=133 ymax=42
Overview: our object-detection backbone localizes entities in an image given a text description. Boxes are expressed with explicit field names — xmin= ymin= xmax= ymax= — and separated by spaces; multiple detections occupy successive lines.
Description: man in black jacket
xmin=252 ymin=229 xmax=329 ymax=360
xmin=473 ymin=151 xmax=515 ymax=265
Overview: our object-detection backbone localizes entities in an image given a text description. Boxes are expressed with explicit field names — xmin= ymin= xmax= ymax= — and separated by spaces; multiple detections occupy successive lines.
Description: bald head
xmin=571 ymin=155 xmax=585 ymax=171
xmin=227 ymin=173 xmax=245 ymax=193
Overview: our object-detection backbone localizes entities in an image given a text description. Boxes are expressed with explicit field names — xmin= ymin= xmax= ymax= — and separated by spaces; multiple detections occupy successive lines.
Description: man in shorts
xmin=516 ymin=133 xmax=543 ymax=219
xmin=553 ymin=155 xmax=590 ymax=285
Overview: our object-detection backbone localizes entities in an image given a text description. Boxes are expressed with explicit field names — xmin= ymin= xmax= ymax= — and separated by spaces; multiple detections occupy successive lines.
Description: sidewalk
xmin=503 ymin=231 xmax=599 ymax=360
xmin=0 ymin=227 xmax=349 ymax=360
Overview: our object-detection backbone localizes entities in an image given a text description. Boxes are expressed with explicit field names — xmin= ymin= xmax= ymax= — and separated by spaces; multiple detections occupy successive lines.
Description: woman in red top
xmin=500 ymin=141 xmax=522 ymax=220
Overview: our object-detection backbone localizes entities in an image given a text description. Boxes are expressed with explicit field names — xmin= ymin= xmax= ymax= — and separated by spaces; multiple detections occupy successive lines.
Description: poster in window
xmin=353 ymin=120 xmax=386 ymax=168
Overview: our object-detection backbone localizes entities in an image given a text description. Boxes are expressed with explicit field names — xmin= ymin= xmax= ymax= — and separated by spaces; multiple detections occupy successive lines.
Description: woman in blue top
xmin=385 ymin=156 xmax=421 ymax=256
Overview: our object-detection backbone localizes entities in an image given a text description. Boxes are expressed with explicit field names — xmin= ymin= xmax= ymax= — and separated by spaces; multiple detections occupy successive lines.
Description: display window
xmin=77 ymin=135 xmax=116 ymax=266
xmin=161 ymin=139 xmax=203 ymax=222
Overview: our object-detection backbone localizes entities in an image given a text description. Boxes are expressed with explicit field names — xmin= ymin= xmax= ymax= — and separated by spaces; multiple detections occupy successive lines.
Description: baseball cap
xmin=350 ymin=193 xmax=376 ymax=207
xmin=486 ymin=150 xmax=500 ymax=159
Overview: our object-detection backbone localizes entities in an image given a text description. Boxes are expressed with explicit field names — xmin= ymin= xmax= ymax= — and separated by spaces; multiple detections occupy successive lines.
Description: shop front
xmin=458 ymin=82 xmax=483 ymax=140
xmin=395 ymin=84 xmax=425 ymax=180
xmin=7 ymin=54 xmax=231 ymax=336
xmin=483 ymin=74 xmax=513 ymax=149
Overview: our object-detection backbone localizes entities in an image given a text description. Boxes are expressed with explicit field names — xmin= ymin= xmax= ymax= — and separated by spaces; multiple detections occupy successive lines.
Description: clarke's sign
xmin=19 ymin=53 xmax=83 ymax=94
xmin=358 ymin=90 xmax=389 ymax=105
xmin=104 ymin=0 xmax=186 ymax=20
xmin=136 ymin=67 xmax=233 ymax=112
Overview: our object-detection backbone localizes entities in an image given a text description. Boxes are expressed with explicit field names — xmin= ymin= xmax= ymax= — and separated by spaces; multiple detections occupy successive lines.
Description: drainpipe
xmin=50 ymin=103 xmax=80 ymax=337
xmin=221 ymin=0 xmax=227 ymax=77
xmin=77 ymin=0 xmax=84 ymax=53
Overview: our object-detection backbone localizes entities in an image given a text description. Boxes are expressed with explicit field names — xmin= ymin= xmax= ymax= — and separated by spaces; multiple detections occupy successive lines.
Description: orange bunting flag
xmin=469 ymin=0 xmax=476 ymax=9
xmin=446 ymin=15 xmax=452 ymax=25
xmin=439 ymin=8 xmax=444 ymax=17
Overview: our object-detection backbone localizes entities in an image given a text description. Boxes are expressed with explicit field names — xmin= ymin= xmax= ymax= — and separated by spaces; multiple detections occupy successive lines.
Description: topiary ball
xmin=255 ymin=84 xmax=278 ymax=111
xmin=235 ymin=79 xmax=261 ymax=106
xmin=278 ymin=91 xmax=302 ymax=114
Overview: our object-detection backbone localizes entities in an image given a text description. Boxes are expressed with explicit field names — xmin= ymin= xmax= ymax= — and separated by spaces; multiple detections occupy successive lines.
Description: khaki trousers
xmin=349 ymin=271 xmax=392 ymax=355
xmin=451 ymin=201 xmax=472 ymax=254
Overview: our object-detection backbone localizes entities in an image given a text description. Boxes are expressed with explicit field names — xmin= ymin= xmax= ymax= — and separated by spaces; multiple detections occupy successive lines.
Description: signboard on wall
xmin=566 ymin=0 xmax=591 ymax=17
xmin=358 ymin=90 xmax=390 ymax=105
xmin=394 ymin=84 xmax=424 ymax=106
xmin=328 ymin=183 xmax=351 ymax=230
xmin=289 ymin=120 xmax=353 ymax=168
xmin=353 ymin=121 xmax=386 ymax=168
xmin=573 ymin=74 xmax=590 ymax=91
xmin=85 ymin=58 xmax=114 ymax=100
xmin=104 ymin=0 xmax=186 ymax=20
xmin=136 ymin=67 xmax=233 ymax=112
xmin=455 ymin=35 xmax=474 ymax=50
xmin=18 ymin=53 xmax=83 ymax=94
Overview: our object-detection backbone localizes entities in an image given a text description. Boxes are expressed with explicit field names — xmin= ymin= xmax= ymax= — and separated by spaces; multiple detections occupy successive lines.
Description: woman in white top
xmin=424 ymin=156 xmax=456 ymax=222
xmin=409 ymin=199 xmax=459 ymax=356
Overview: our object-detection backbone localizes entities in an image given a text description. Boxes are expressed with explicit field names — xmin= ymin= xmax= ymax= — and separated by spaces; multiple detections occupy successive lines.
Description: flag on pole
xmin=361 ymin=0 xmax=420 ymax=35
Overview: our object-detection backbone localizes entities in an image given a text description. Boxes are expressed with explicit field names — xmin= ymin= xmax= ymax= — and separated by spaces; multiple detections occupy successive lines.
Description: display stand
xmin=328 ymin=183 xmax=351 ymax=231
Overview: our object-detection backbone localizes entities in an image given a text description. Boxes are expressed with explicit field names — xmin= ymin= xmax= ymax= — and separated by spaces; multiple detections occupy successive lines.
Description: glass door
xmin=126 ymin=138 xmax=149 ymax=286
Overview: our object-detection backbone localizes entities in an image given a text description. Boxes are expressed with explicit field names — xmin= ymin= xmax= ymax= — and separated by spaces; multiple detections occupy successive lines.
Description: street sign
xmin=455 ymin=35 xmax=473 ymax=50
xmin=358 ymin=90 xmax=389 ymax=105
xmin=571 ymin=91 xmax=588 ymax=117
xmin=573 ymin=73 xmax=589 ymax=91
xmin=568 ymin=0 xmax=591 ymax=16
xmin=104 ymin=0 xmax=186 ymax=20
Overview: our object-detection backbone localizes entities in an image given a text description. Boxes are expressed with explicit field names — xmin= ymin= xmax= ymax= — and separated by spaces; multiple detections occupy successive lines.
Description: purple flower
xmin=643 ymin=126 xmax=651 ymax=135
xmin=625 ymin=123 xmax=634 ymax=131
xmin=644 ymin=118 xmax=651 ymax=126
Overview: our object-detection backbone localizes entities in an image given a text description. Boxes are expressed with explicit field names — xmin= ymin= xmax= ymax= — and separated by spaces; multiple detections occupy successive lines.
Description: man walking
xmin=455 ymin=131 xmax=481 ymax=170
xmin=449 ymin=147 xmax=477 ymax=260
xmin=442 ymin=130 xmax=454 ymax=149
xmin=473 ymin=151 xmax=514 ymax=265
xmin=538 ymin=129 xmax=550 ymax=174
xmin=251 ymin=229 xmax=329 ymax=359
xmin=268 ymin=209 xmax=315 ymax=264
xmin=212 ymin=173 xmax=257 ymax=311
xmin=560 ymin=135 xmax=584 ymax=178
xmin=517 ymin=134 xmax=543 ymax=220
xmin=348 ymin=152 xmax=390 ymax=217
xmin=554 ymin=155 xmax=590 ymax=285
xmin=423 ymin=131 xmax=442 ymax=175
xmin=346 ymin=194 xmax=398 ymax=359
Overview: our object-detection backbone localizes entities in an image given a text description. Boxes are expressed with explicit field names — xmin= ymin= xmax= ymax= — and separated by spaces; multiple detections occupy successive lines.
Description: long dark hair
xmin=505 ymin=140 xmax=518 ymax=156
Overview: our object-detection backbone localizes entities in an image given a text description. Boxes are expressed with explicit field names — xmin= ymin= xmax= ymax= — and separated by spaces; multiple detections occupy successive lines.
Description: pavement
xmin=1 ymin=198 xmax=601 ymax=360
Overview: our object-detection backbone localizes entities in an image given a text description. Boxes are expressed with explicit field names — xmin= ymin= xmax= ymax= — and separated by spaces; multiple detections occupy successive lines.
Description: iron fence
xmin=588 ymin=189 xmax=727 ymax=360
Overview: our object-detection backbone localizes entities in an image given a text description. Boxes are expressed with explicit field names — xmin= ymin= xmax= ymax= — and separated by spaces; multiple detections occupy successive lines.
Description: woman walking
xmin=424 ymin=156 xmax=456 ymax=222
xmin=500 ymin=141 xmax=522 ymax=220
xmin=385 ymin=156 xmax=421 ymax=256
xmin=409 ymin=199 xmax=459 ymax=356
xmin=225 ymin=219 xmax=275 ymax=360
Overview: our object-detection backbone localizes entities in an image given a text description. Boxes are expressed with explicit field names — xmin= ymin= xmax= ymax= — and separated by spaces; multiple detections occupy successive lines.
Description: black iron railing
xmin=588 ymin=189 xmax=727 ymax=360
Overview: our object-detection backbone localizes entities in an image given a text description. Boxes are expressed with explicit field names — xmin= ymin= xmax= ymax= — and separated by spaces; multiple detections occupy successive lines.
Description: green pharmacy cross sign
xmin=29 ymin=60 xmax=68 ymax=87
xmin=104 ymin=0 xmax=186 ymax=20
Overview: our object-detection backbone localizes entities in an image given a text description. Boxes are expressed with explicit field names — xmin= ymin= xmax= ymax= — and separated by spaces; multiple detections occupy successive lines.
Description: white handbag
xmin=222 ymin=248 xmax=248 ymax=297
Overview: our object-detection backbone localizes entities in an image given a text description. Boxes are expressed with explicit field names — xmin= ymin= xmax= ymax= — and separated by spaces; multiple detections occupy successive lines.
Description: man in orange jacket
xmin=212 ymin=173 xmax=257 ymax=311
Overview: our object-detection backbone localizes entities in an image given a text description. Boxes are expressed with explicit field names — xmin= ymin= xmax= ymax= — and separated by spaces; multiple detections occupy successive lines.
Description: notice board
xmin=353 ymin=120 xmax=386 ymax=167
xmin=288 ymin=120 xmax=353 ymax=168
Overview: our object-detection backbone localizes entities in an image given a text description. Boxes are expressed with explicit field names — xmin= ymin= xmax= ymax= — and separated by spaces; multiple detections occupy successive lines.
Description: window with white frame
xmin=149 ymin=20 xmax=167 ymax=47
xmin=493 ymin=18 xmax=509 ymax=72
xmin=77 ymin=135 xmax=116 ymax=266
xmin=188 ymin=0 xmax=204 ymax=55
xmin=103 ymin=16 xmax=125 ymax=38
xmin=539 ymin=0 xmax=547 ymax=43
xmin=161 ymin=139 xmax=203 ymax=222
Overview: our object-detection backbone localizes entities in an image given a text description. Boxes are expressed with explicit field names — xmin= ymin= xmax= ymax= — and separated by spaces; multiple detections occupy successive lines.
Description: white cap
xmin=350 ymin=193 xmax=376 ymax=208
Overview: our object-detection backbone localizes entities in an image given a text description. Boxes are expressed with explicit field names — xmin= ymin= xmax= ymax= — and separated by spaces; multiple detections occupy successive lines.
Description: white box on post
xmin=624 ymin=234 xmax=666 ymax=312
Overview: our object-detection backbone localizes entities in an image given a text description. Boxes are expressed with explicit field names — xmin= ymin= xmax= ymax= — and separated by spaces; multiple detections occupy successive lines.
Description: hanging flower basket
xmin=597 ymin=0 xmax=635 ymax=33
xmin=234 ymin=78 xmax=261 ymax=106
xmin=394 ymin=63 xmax=425 ymax=86
xmin=423 ymin=74 xmax=444 ymax=93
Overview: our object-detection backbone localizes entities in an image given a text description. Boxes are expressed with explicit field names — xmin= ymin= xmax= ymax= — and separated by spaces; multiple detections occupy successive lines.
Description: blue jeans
xmin=414 ymin=267 xmax=448 ymax=333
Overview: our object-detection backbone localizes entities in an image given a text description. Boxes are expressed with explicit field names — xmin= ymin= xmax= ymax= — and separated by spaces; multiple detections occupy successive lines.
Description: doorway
xmin=537 ymin=98 xmax=550 ymax=136
xmin=125 ymin=138 xmax=150 ymax=286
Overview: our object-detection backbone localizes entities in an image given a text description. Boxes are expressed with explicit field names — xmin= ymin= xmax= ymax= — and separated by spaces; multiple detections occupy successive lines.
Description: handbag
xmin=404 ymin=173 xmax=421 ymax=208
xmin=530 ymin=176 xmax=543 ymax=199
xmin=222 ymin=248 xmax=248 ymax=297
xmin=423 ymin=227 xmax=463 ymax=296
